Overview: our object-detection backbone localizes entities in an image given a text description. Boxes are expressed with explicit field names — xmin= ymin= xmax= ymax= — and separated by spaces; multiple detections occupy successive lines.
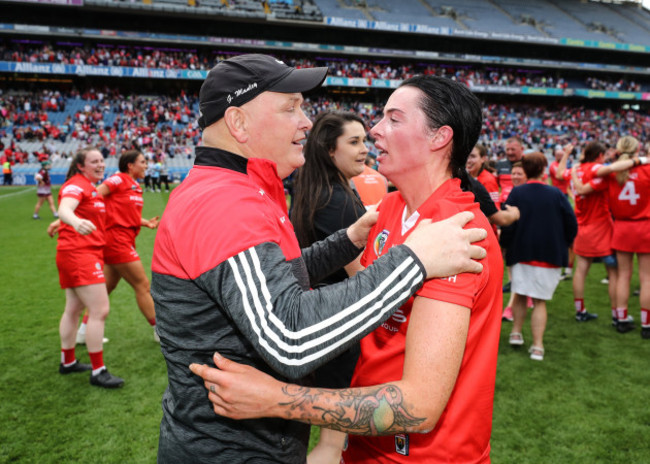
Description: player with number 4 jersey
xmin=608 ymin=164 xmax=650 ymax=253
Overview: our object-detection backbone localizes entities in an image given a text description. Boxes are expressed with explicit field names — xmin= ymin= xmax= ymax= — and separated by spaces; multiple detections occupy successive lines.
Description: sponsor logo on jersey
xmin=61 ymin=184 xmax=84 ymax=196
xmin=373 ymin=229 xmax=389 ymax=256
xmin=108 ymin=175 xmax=122 ymax=186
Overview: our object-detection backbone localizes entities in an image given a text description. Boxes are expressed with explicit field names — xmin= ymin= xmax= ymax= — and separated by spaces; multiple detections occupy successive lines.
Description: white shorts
xmin=511 ymin=263 xmax=562 ymax=301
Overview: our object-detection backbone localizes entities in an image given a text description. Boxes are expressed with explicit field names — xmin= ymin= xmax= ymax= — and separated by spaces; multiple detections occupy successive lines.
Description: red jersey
xmin=573 ymin=162 xmax=609 ymax=225
xmin=344 ymin=178 xmax=503 ymax=464
xmin=549 ymin=160 xmax=570 ymax=194
xmin=57 ymin=174 xmax=106 ymax=251
xmin=476 ymin=169 xmax=500 ymax=206
xmin=102 ymin=172 xmax=143 ymax=232
xmin=606 ymin=165 xmax=650 ymax=221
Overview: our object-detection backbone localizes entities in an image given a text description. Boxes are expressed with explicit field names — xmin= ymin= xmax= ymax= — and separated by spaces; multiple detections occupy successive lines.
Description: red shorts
xmin=612 ymin=219 xmax=650 ymax=254
xmin=574 ymin=218 xmax=613 ymax=257
xmin=104 ymin=227 xmax=140 ymax=265
xmin=56 ymin=248 xmax=105 ymax=289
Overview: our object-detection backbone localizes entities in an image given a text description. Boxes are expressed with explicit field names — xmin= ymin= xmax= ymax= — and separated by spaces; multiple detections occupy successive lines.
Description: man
xmin=190 ymin=75 xmax=504 ymax=462
xmin=549 ymin=145 xmax=572 ymax=196
xmin=495 ymin=136 xmax=525 ymax=190
xmin=151 ymin=55 xmax=487 ymax=463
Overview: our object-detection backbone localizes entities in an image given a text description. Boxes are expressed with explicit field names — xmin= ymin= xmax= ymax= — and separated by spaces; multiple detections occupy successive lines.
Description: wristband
xmin=639 ymin=156 xmax=648 ymax=165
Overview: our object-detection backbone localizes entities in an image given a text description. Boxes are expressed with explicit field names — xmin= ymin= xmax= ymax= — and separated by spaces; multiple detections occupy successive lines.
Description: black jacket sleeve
xmin=300 ymin=229 xmax=363 ymax=285
xmin=195 ymin=241 xmax=425 ymax=380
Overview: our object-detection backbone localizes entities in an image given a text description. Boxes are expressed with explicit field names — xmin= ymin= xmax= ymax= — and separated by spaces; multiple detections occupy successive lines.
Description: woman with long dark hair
xmin=56 ymin=146 xmax=123 ymax=388
xmin=291 ymin=111 xmax=368 ymax=282
xmin=290 ymin=111 xmax=368 ymax=464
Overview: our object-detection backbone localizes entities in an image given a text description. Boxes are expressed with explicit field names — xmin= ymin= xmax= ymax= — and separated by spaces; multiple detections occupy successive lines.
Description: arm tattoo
xmin=279 ymin=384 xmax=425 ymax=435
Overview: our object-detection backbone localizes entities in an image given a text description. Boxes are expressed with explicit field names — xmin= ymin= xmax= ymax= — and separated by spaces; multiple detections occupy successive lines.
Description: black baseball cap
xmin=198 ymin=54 xmax=328 ymax=129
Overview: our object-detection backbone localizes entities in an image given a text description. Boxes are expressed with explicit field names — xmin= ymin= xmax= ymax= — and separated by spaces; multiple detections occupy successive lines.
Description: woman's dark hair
xmin=65 ymin=146 xmax=100 ymax=181
xmin=582 ymin=141 xmax=606 ymax=163
xmin=119 ymin=149 xmax=143 ymax=173
xmin=522 ymin=151 xmax=547 ymax=179
xmin=399 ymin=75 xmax=483 ymax=190
xmin=291 ymin=111 xmax=366 ymax=247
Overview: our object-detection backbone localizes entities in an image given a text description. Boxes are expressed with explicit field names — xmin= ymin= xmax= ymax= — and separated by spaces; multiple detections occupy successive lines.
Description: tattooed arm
xmin=190 ymin=297 xmax=470 ymax=435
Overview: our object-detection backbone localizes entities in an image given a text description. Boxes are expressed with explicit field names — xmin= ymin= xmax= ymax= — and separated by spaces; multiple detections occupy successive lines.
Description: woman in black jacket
xmin=502 ymin=151 xmax=578 ymax=361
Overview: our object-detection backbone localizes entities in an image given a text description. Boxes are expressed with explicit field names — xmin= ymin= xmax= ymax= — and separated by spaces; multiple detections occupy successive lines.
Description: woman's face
xmin=511 ymin=166 xmax=527 ymax=186
xmin=78 ymin=150 xmax=105 ymax=183
xmin=466 ymin=147 xmax=482 ymax=177
xmin=129 ymin=154 xmax=148 ymax=180
xmin=330 ymin=121 xmax=368 ymax=180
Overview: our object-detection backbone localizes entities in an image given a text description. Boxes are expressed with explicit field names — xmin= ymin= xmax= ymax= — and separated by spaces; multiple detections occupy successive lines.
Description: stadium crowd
xmin=1 ymin=41 xmax=645 ymax=91
xmin=4 ymin=88 xmax=650 ymax=166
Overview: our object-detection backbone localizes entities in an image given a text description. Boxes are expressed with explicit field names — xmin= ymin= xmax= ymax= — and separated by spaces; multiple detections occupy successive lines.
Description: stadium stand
xmin=3 ymin=0 xmax=650 ymax=186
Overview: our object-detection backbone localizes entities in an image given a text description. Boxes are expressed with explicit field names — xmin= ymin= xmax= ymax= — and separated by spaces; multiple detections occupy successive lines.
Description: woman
xmin=290 ymin=111 xmax=368 ymax=464
xmin=502 ymin=152 xmax=577 ymax=360
xmin=56 ymin=146 xmax=123 ymax=388
xmin=52 ymin=150 xmax=161 ymax=343
xmin=568 ymin=141 xmax=638 ymax=323
xmin=33 ymin=160 xmax=58 ymax=219
xmin=80 ymin=149 xmax=160 ymax=342
xmin=467 ymin=143 xmax=499 ymax=205
xmin=572 ymin=136 xmax=650 ymax=336
xmin=500 ymin=161 xmax=528 ymax=321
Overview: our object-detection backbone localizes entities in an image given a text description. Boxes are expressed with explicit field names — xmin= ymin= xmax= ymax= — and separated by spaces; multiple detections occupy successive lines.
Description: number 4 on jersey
xmin=619 ymin=181 xmax=640 ymax=205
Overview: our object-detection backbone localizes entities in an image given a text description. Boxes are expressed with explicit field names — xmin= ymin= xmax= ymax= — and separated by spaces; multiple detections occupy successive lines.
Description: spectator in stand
xmin=571 ymin=136 xmax=650 ymax=336
xmin=502 ymin=152 xmax=577 ymax=361
xmin=351 ymin=154 xmax=388 ymax=208
xmin=55 ymin=146 xmax=123 ymax=388
xmin=33 ymin=160 xmax=58 ymax=219
xmin=495 ymin=136 xmax=525 ymax=190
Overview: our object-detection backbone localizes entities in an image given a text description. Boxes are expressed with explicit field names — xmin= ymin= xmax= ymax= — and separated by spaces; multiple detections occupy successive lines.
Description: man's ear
xmin=223 ymin=107 xmax=248 ymax=143
xmin=431 ymin=125 xmax=453 ymax=151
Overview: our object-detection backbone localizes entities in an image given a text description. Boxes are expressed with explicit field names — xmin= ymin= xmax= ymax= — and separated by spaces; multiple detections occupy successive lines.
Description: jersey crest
xmin=373 ymin=229 xmax=390 ymax=256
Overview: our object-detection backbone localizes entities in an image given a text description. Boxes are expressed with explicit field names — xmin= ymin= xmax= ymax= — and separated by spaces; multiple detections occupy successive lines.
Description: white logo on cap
xmin=227 ymin=82 xmax=258 ymax=105
xmin=275 ymin=59 xmax=285 ymax=65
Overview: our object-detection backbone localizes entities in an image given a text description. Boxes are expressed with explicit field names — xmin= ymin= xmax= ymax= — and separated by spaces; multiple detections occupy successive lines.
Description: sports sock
xmin=616 ymin=307 xmax=628 ymax=321
xmin=88 ymin=350 xmax=105 ymax=374
xmin=611 ymin=308 xmax=618 ymax=320
xmin=61 ymin=348 xmax=76 ymax=366
xmin=574 ymin=298 xmax=585 ymax=313
xmin=641 ymin=308 xmax=650 ymax=327
xmin=147 ymin=317 xmax=156 ymax=327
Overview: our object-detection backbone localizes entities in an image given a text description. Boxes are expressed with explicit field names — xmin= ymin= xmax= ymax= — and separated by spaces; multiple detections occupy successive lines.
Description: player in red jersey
xmin=56 ymin=146 xmax=123 ymax=389
xmin=564 ymin=141 xmax=641 ymax=323
xmin=50 ymin=150 xmax=160 ymax=342
xmin=191 ymin=75 xmax=502 ymax=463
xmin=572 ymin=136 xmax=650 ymax=337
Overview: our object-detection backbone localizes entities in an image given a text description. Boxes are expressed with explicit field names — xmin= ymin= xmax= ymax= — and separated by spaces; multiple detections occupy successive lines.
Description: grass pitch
xmin=1 ymin=185 xmax=648 ymax=463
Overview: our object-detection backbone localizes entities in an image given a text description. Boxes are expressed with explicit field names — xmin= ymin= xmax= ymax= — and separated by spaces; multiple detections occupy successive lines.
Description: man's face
xmin=370 ymin=86 xmax=433 ymax=183
xmin=505 ymin=141 xmax=523 ymax=162
xmin=240 ymin=92 xmax=312 ymax=179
